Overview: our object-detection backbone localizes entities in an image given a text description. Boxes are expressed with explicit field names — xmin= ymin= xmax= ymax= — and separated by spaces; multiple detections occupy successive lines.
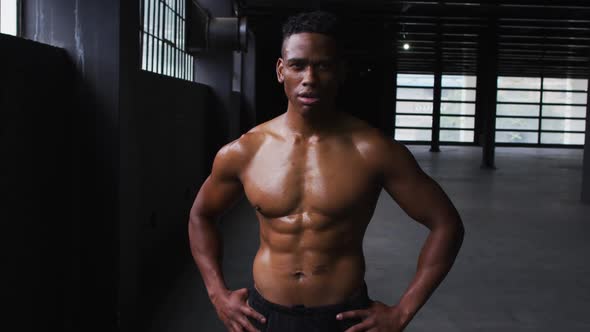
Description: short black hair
xmin=281 ymin=11 xmax=342 ymax=46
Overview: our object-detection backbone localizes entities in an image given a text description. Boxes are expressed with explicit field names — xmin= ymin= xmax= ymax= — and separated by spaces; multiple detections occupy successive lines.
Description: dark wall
xmin=194 ymin=0 xmax=239 ymax=145
xmin=241 ymin=31 xmax=257 ymax=131
xmin=254 ymin=21 xmax=287 ymax=123
xmin=1 ymin=33 xmax=75 ymax=332
xmin=14 ymin=1 xmax=218 ymax=331
xmin=131 ymin=71 xmax=209 ymax=330
xmin=20 ymin=0 xmax=121 ymax=330
xmin=338 ymin=58 xmax=393 ymax=130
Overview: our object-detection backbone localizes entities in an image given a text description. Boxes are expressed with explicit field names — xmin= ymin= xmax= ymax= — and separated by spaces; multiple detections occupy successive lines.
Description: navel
xmin=292 ymin=271 xmax=306 ymax=280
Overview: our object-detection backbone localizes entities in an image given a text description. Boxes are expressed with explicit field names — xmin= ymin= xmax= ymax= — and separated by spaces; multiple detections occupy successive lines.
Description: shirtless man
xmin=188 ymin=11 xmax=465 ymax=332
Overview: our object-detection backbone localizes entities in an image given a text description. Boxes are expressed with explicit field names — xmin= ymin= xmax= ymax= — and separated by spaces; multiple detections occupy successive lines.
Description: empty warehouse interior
xmin=1 ymin=0 xmax=589 ymax=331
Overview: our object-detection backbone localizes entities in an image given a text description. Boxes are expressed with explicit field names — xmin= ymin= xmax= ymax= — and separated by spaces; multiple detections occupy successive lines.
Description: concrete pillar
xmin=476 ymin=18 xmax=499 ymax=169
xmin=431 ymin=21 xmax=442 ymax=152
xmin=379 ymin=23 xmax=396 ymax=136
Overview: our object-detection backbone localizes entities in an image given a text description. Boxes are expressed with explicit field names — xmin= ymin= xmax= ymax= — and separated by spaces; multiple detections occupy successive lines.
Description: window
xmin=496 ymin=77 xmax=587 ymax=145
xmin=395 ymin=74 xmax=434 ymax=141
xmin=140 ymin=0 xmax=194 ymax=81
xmin=1 ymin=0 xmax=20 ymax=36
xmin=394 ymin=74 xmax=476 ymax=143
xmin=440 ymin=75 xmax=476 ymax=143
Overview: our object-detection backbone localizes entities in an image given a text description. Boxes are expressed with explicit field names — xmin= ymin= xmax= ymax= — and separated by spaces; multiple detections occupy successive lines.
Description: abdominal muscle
xmin=251 ymin=216 xmax=368 ymax=307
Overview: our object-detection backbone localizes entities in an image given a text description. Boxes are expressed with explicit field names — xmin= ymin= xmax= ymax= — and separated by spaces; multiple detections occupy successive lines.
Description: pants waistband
xmin=248 ymin=281 xmax=370 ymax=315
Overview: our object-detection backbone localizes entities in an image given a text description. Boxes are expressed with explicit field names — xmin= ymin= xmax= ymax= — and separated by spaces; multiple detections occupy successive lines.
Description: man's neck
xmin=283 ymin=104 xmax=339 ymax=140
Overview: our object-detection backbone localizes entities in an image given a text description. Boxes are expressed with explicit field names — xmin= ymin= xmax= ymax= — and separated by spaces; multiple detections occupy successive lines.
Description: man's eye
xmin=291 ymin=63 xmax=304 ymax=69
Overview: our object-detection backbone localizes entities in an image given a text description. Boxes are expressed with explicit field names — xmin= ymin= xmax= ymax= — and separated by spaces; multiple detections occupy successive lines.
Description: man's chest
xmin=240 ymin=139 xmax=381 ymax=218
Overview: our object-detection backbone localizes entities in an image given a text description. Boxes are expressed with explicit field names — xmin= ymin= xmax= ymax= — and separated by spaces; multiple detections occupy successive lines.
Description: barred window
xmin=496 ymin=77 xmax=587 ymax=145
xmin=395 ymin=74 xmax=434 ymax=142
xmin=394 ymin=74 xmax=476 ymax=143
xmin=140 ymin=0 xmax=194 ymax=81
xmin=439 ymin=75 xmax=476 ymax=143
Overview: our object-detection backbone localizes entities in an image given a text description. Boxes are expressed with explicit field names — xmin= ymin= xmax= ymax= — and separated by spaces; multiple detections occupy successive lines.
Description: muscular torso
xmin=239 ymin=113 xmax=383 ymax=306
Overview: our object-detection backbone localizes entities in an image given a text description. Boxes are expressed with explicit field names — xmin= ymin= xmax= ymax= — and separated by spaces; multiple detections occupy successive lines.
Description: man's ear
xmin=276 ymin=58 xmax=285 ymax=83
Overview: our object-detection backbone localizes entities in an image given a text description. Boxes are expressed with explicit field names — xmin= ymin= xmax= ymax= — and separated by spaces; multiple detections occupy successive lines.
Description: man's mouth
xmin=298 ymin=93 xmax=320 ymax=105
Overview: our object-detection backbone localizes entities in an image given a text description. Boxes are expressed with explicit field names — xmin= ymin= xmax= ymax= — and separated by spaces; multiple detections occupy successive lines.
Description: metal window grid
xmin=395 ymin=74 xmax=477 ymax=143
xmin=495 ymin=76 xmax=588 ymax=146
xmin=140 ymin=0 xmax=194 ymax=81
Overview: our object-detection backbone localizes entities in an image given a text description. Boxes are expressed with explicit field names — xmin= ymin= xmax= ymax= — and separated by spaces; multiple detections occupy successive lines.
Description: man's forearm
xmin=188 ymin=215 xmax=229 ymax=301
xmin=396 ymin=221 xmax=464 ymax=323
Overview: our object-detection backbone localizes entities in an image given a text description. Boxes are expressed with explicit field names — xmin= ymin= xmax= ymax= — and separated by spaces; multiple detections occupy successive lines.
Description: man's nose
xmin=302 ymin=65 xmax=318 ymax=86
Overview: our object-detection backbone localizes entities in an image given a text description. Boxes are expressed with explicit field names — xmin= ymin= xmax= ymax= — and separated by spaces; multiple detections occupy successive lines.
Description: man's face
xmin=276 ymin=32 xmax=342 ymax=113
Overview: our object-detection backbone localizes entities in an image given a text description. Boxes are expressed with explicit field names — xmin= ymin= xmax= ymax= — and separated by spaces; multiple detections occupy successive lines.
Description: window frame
xmin=395 ymin=74 xmax=477 ymax=144
xmin=495 ymin=76 xmax=587 ymax=146
xmin=394 ymin=75 xmax=435 ymax=142
xmin=140 ymin=0 xmax=194 ymax=81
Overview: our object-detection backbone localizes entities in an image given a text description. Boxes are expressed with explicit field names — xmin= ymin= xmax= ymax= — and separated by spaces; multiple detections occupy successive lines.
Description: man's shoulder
xmin=215 ymin=117 xmax=278 ymax=166
xmin=343 ymin=114 xmax=408 ymax=168
xmin=344 ymin=116 xmax=379 ymax=139
xmin=343 ymin=115 xmax=395 ymax=150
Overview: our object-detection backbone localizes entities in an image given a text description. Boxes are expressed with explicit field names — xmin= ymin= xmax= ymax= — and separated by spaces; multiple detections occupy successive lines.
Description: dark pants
xmin=247 ymin=281 xmax=372 ymax=332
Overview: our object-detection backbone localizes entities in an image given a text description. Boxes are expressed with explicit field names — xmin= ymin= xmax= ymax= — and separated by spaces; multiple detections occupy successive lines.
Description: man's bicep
xmin=190 ymin=143 xmax=246 ymax=220
xmin=191 ymin=173 xmax=244 ymax=220
xmin=382 ymin=143 xmax=457 ymax=229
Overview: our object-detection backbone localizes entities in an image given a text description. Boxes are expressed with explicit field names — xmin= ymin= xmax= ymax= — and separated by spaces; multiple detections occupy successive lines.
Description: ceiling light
xmin=403 ymin=43 xmax=411 ymax=50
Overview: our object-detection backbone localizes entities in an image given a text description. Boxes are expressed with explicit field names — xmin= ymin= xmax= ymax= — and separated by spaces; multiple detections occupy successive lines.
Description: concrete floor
xmin=148 ymin=146 xmax=590 ymax=332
